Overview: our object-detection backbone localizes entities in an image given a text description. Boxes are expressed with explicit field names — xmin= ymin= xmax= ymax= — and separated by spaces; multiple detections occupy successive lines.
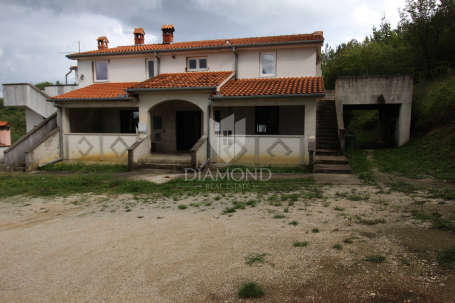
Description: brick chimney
xmin=162 ymin=24 xmax=175 ymax=44
xmin=134 ymin=28 xmax=145 ymax=45
xmin=96 ymin=36 xmax=109 ymax=50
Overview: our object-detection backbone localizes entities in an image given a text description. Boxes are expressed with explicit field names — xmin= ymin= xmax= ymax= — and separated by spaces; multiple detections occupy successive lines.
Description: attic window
xmin=187 ymin=57 xmax=208 ymax=71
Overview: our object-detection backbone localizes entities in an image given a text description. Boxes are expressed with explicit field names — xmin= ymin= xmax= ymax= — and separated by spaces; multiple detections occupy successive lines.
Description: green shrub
xmin=238 ymin=282 xmax=265 ymax=298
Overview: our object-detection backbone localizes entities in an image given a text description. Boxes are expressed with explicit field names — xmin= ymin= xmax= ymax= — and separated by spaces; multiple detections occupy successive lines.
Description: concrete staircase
xmin=314 ymin=100 xmax=352 ymax=174
xmin=143 ymin=153 xmax=191 ymax=170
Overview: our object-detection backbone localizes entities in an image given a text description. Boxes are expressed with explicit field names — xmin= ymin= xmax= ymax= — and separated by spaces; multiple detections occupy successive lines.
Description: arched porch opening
xmin=148 ymin=100 xmax=204 ymax=152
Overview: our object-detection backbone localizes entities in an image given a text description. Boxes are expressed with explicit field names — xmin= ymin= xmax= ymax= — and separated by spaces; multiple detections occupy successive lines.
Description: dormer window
xmin=187 ymin=57 xmax=208 ymax=71
xmin=260 ymin=52 xmax=276 ymax=77
xmin=94 ymin=61 xmax=108 ymax=82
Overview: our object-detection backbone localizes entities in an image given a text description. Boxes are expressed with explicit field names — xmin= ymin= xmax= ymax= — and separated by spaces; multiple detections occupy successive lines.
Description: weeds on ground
xmin=289 ymin=220 xmax=298 ymax=226
xmin=178 ymin=205 xmax=187 ymax=210
xmin=412 ymin=211 xmax=455 ymax=231
xmin=293 ymin=241 xmax=309 ymax=247
xmin=364 ymin=255 xmax=386 ymax=263
xmin=273 ymin=214 xmax=286 ymax=219
xmin=333 ymin=243 xmax=343 ymax=250
xmin=344 ymin=150 xmax=375 ymax=184
xmin=437 ymin=246 xmax=455 ymax=268
xmin=358 ymin=218 xmax=386 ymax=225
xmin=333 ymin=206 xmax=345 ymax=211
xmin=245 ymin=253 xmax=273 ymax=267
xmin=237 ymin=282 xmax=265 ymax=298
xmin=219 ymin=164 xmax=308 ymax=174
xmin=312 ymin=228 xmax=320 ymax=233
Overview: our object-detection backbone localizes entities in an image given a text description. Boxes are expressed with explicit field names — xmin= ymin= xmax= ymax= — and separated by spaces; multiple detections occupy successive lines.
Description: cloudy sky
xmin=0 ymin=0 xmax=407 ymax=97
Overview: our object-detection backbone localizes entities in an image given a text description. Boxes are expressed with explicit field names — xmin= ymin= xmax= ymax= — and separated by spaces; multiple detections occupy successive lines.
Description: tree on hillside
xmin=399 ymin=0 xmax=454 ymax=79
xmin=35 ymin=82 xmax=54 ymax=90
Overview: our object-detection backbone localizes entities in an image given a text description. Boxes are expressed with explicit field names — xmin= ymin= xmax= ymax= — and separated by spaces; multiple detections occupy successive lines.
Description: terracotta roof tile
xmin=134 ymin=28 xmax=145 ymax=34
xmin=161 ymin=24 xmax=174 ymax=30
xmin=70 ymin=33 xmax=324 ymax=56
xmin=96 ymin=36 xmax=109 ymax=42
xmin=0 ymin=121 xmax=11 ymax=127
xmin=218 ymin=77 xmax=325 ymax=97
xmin=50 ymin=82 xmax=138 ymax=99
xmin=129 ymin=71 xmax=233 ymax=89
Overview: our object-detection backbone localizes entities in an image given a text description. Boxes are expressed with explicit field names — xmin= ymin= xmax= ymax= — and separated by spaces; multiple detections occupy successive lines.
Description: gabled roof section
xmin=68 ymin=33 xmax=324 ymax=57
xmin=128 ymin=71 xmax=233 ymax=90
xmin=50 ymin=82 xmax=138 ymax=100
xmin=0 ymin=121 xmax=11 ymax=127
xmin=218 ymin=76 xmax=325 ymax=97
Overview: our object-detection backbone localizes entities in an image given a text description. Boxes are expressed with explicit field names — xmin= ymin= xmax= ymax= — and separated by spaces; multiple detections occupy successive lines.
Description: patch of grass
xmin=0 ymin=173 xmax=315 ymax=198
xmin=364 ymin=255 xmax=386 ymax=263
xmin=358 ymin=218 xmax=386 ymax=225
xmin=333 ymin=243 xmax=343 ymax=250
xmin=40 ymin=162 xmax=128 ymax=172
xmin=374 ymin=125 xmax=455 ymax=182
xmin=333 ymin=206 xmax=345 ymax=211
xmin=437 ymin=246 xmax=455 ymax=268
xmin=343 ymin=237 xmax=359 ymax=243
xmin=293 ymin=241 xmax=309 ymax=247
xmin=401 ymin=259 xmax=411 ymax=266
xmin=273 ymin=214 xmax=286 ymax=219
xmin=245 ymin=253 xmax=272 ymax=267
xmin=344 ymin=150 xmax=375 ymax=184
xmin=178 ymin=205 xmax=187 ymax=210
xmin=222 ymin=207 xmax=236 ymax=214
xmin=189 ymin=203 xmax=200 ymax=207
xmin=288 ymin=220 xmax=298 ymax=226
xmin=312 ymin=228 xmax=319 ymax=233
xmin=412 ymin=211 xmax=455 ymax=231
xmin=246 ymin=199 xmax=257 ymax=207
xmin=237 ymin=282 xmax=265 ymax=298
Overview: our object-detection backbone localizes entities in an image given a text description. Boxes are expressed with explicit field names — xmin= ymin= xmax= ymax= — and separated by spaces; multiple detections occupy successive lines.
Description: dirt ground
xmin=1 ymin=179 xmax=455 ymax=302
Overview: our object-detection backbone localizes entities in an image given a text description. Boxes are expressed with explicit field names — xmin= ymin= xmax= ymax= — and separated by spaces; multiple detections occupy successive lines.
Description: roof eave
xmin=47 ymin=97 xmax=135 ymax=102
xmin=125 ymin=86 xmax=218 ymax=92
xmin=66 ymin=39 xmax=325 ymax=59
xmin=210 ymin=93 xmax=326 ymax=100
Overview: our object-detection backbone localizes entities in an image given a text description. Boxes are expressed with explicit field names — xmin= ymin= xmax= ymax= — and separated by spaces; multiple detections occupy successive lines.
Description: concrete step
xmin=145 ymin=156 xmax=191 ymax=165
xmin=315 ymin=149 xmax=342 ymax=156
xmin=314 ymin=164 xmax=352 ymax=174
xmin=314 ymin=155 xmax=349 ymax=164
xmin=142 ymin=163 xmax=189 ymax=170
xmin=317 ymin=134 xmax=339 ymax=139
xmin=316 ymin=144 xmax=340 ymax=150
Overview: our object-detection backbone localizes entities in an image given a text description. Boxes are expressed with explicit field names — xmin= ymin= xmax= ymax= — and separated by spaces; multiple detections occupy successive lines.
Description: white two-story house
xmin=5 ymin=25 xmax=327 ymax=171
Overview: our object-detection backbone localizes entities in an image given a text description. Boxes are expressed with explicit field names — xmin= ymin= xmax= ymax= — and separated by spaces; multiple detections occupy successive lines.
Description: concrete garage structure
xmin=333 ymin=75 xmax=413 ymax=150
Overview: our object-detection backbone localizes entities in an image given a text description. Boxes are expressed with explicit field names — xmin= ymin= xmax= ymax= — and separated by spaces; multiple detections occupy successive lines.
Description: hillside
xmin=0 ymin=98 xmax=26 ymax=144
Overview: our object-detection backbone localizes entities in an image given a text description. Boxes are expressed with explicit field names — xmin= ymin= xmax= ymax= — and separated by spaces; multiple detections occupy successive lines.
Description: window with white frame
xmin=94 ymin=61 xmax=108 ymax=82
xmin=187 ymin=57 xmax=208 ymax=71
xmin=146 ymin=59 xmax=155 ymax=78
xmin=260 ymin=52 xmax=276 ymax=77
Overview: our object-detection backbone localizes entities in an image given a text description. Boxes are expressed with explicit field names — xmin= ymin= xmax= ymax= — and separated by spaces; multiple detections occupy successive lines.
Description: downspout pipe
xmin=198 ymin=98 xmax=212 ymax=171
xmin=38 ymin=102 xmax=63 ymax=168
xmin=65 ymin=69 xmax=73 ymax=85
xmin=232 ymin=47 xmax=238 ymax=80
xmin=154 ymin=51 xmax=160 ymax=75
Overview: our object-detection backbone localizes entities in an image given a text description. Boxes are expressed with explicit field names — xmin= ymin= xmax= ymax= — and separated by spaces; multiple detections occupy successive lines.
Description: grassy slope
xmin=374 ymin=125 xmax=455 ymax=182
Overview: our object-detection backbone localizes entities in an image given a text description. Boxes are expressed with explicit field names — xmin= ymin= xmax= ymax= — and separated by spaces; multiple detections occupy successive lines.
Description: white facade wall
xmin=25 ymin=108 xmax=46 ymax=132
xmin=75 ymin=46 xmax=319 ymax=89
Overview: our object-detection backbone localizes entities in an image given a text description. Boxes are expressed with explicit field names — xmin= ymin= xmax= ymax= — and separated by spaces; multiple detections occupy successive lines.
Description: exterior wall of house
xmin=0 ymin=147 xmax=8 ymax=163
xmin=148 ymin=100 xmax=202 ymax=152
xmin=138 ymin=90 xmax=212 ymax=151
xmin=0 ymin=129 xmax=11 ymax=146
xmin=210 ymin=97 xmax=316 ymax=166
xmin=75 ymin=46 xmax=319 ymax=88
xmin=25 ymin=108 xmax=46 ymax=132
